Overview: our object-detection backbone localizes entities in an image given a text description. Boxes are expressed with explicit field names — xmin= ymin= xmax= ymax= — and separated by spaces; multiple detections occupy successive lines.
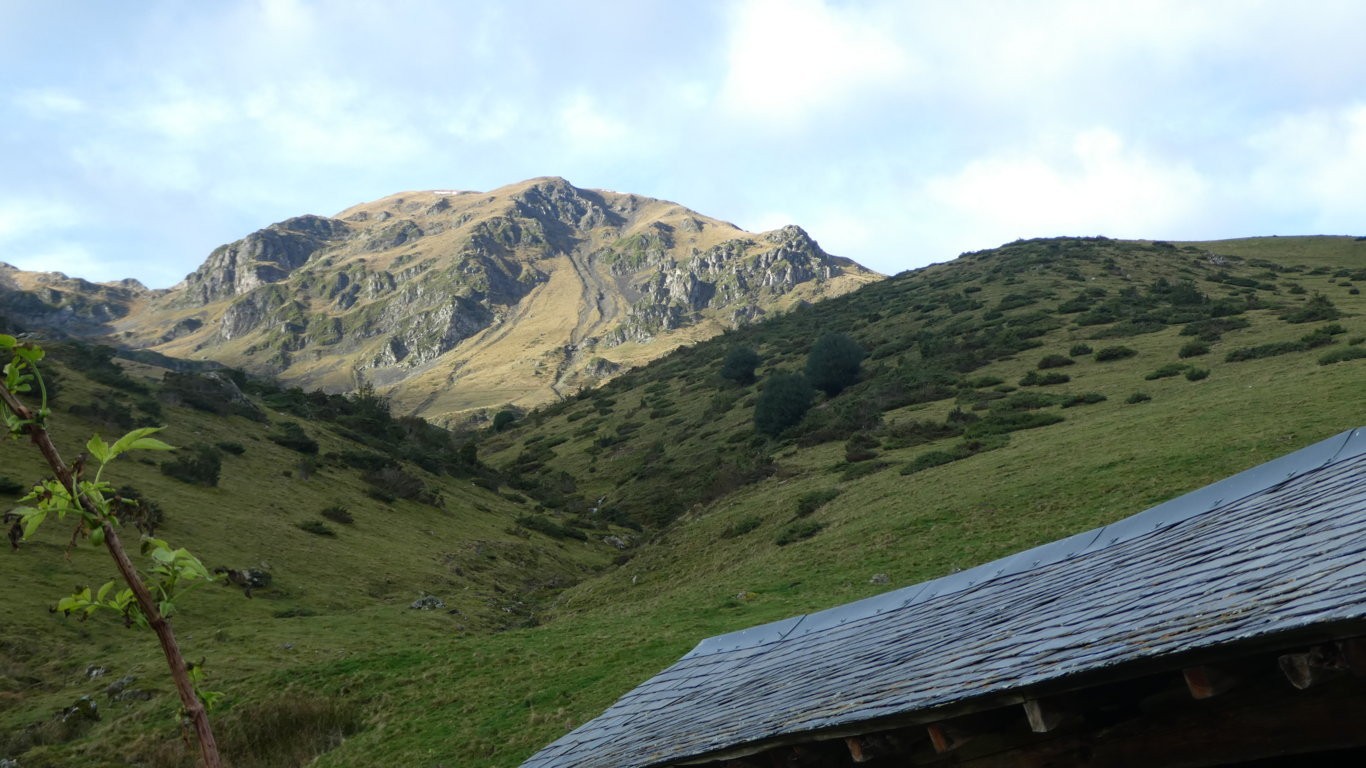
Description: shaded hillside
xmin=0 ymin=178 xmax=879 ymax=423
xmin=1 ymin=235 xmax=1362 ymax=768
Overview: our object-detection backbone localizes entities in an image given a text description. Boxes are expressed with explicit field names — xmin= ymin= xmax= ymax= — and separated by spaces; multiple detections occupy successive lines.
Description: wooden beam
xmin=845 ymin=733 xmax=905 ymax=764
xmin=926 ymin=723 xmax=953 ymax=754
xmin=1022 ymin=699 xmax=1062 ymax=733
xmin=1183 ymin=665 xmax=1236 ymax=699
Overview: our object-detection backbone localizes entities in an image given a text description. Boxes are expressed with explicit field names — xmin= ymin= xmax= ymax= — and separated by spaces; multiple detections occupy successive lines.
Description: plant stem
xmin=0 ymin=386 xmax=222 ymax=768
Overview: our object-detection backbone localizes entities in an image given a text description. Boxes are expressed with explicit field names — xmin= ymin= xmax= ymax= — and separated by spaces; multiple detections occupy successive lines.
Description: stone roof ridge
xmin=683 ymin=426 xmax=1366 ymax=661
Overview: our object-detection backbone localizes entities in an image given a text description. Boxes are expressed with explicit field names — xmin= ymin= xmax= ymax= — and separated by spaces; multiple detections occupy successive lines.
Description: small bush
xmin=298 ymin=520 xmax=336 ymax=537
xmin=720 ymin=346 xmax=761 ymax=386
xmin=1126 ymin=392 xmax=1152 ymax=404
xmin=1178 ymin=341 xmax=1209 ymax=358
xmin=1094 ymin=346 xmax=1138 ymax=362
xmin=492 ymin=409 xmax=518 ymax=432
xmin=1019 ymin=371 xmax=1070 ymax=387
xmin=805 ymin=333 xmax=866 ymax=397
xmin=1319 ymin=347 xmax=1366 ymax=365
xmin=839 ymin=461 xmax=890 ymax=481
xmin=517 ymin=514 xmax=588 ymax=541
xmin=843 ymin=433 xmax=879 ymax=462
xmin=1037 ymin=354 xmax=1075 ymax=369
xmin=1281 ymin=292 xmax=1340 ymax=323
xmin=320 ymin=505 xmax=354 ymax=525
xmin=775 ymin=520 xmax=826 ymax=546
xmin=0 ymin=475 xmax=24 ymax=495
xmin=794 ymin=488 xmax=842 ymax=517
xmin=965 ymin=411 xmax=1064 ymax=437
xmin=1069 ymin=343 xmax=1093 ymax=356
xmin=754 ymin=372 xmax=814 ymax=437
xmin=1144 ymin=363 xmax=1189 ymax=380
xmin=1225 ymin=341 xmax=1306 ymax=362
xmin=268 ymin=422 xmax=319 ymax=454
xmin=1061 ymin=392 xmax=1107 ymax=408
xmin=216 ymin=441 xmax=246 ymax=455
xmin=160 ymin=445 xmax=222 ymax=487
xmin=720 ymin=516 xmax=763 ymax=539
xmin=901 ymin=450 xmax=958 ymax=475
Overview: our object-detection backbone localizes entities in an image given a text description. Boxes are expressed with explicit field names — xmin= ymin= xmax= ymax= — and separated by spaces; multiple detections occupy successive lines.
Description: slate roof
xmin=522 ymin=427 xmax=1366 ymax=768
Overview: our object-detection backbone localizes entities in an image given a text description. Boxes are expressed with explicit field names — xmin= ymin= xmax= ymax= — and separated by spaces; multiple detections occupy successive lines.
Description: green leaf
xmin=86 ymin=434 xmax=111 ymax=464
xmin=0 ymin=334 xmax=15 ymax=349
xmin=96 ymin=580 xmax=115 ymax=603
xmin=109 ymin=427 xmax=167 ymax=460
xmin=127 ymin=437 xmax=174 ymax=452
xmin=21 ymin=509 xmax=47 ymax=539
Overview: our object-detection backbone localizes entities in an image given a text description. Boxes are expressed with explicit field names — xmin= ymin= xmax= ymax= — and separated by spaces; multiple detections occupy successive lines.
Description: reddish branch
xmin=0 ymin=386 xmax=222 ymax=768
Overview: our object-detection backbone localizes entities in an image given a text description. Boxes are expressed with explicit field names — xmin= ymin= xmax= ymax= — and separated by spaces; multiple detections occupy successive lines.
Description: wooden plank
xmin=1022 ymin=699 xmax=1062 ymax=733
xmin=1182 ymin=665 xmax=1235 ymax=699
xmin=926 ymin=723 xmax=952 ymax=754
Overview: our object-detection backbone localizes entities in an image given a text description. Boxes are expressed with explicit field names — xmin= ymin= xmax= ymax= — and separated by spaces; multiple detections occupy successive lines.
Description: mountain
xmin=1 ymin=234 xmax=1363 ymax=767
xmin=0 ymin=178 xmax=880 ymax=424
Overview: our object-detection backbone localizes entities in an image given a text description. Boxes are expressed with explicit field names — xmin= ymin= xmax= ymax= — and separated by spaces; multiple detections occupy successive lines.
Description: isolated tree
xmin=492 ymin=408 xmax=518 ymax=432
xmin=1 ymin=336 xmax=222 ymax=767
xmin=805 ymin=332 xmax=865 ymax=397
xmin=754 ymin=372 xmax=813 ymax=437
xmin=720 ymin=346 xmax=760 ymax=385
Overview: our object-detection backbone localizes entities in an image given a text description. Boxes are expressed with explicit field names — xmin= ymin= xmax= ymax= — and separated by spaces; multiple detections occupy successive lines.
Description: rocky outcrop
xmin=10 ymin=178 xmax=878 ymax=420
xmin=177 ymin=215 xmax=352 ymax=306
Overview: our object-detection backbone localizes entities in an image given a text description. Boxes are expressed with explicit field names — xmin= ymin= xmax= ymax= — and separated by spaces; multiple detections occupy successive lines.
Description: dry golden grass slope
xmin=89 ymin=178 xmax=881 ymax=424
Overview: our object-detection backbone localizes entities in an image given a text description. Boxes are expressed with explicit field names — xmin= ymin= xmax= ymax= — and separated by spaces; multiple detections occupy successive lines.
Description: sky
xmin=3 ymin=0 xmax=1365 ymax=288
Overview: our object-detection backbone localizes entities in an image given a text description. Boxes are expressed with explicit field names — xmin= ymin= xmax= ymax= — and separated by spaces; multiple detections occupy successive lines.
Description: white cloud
xmin=13 ymin=88 xmax=85 ymax=117
xmin=0 ymin=198 xmax=79 ymax=242
xmin=719 ymin=0 xmax=912 ymax=124
xmin=558 ymin=93 xmax=631 ymax=148
xmin=922 ymin=128 xmax=1209 ymax=243
xmin=1246 ymin=104 xmax=1366 ymax=231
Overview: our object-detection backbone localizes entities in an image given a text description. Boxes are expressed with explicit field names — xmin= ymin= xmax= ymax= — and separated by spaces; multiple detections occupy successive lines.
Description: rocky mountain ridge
xmin=1 ymin=178 xmax=880 ymax=422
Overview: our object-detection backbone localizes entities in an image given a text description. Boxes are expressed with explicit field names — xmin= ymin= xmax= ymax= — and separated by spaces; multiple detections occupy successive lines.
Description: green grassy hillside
xmin=2 ymin=235 xmax=1364 ymax=767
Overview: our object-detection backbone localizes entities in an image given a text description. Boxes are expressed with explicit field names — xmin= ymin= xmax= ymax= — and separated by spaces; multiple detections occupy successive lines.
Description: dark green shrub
xmin=1185 ymin=368 xmax=1210 ymax=381
xmin=1178 ymin=341 xmax=1209 ymax=358
xmin=882 ymin=419 xmax=963 ymax=449
xmin=298 ymin=520 xmax=336 ymax=537
xmin=1037 ymin=354 xmax=1075 ymax=369
xmin=1301 ymin=324 xmax=1346 ymax=349
xmin=795 ymin=488 xmax=841 ymax=517
xmin=160 ymin=444 xmax=222 ymax=487
xmin=754 ymin=372 xmax=813 ymax=436
xmin=1061 ymin=392 xmax=1107 ymax=408
xmin=68 ymin=398 xmax=138 ymax=430
xmin=492 ymin=409 xmax=518 ymax=432
xmin=321 ymin=505 xmax=354 ymax=525
xmin=0 ymin=475 xmax=27 ymax=495
xmin=839 ymin=461 xmax=890 ymax=481
xmin=1318 ymin=347 xmax=1366 ymax=365
xmin=1181 ymin=317 xmax=1250 ymax=340
xmin=363 ymin=466 xmax=433 ymax=504
xmin=1144 ymin=363 xmax=1189 ymax=380
xmin=1019 ymin=371 xmax=1070 ymax=386
xmin=215 ymin=441 xmax=246 ymax=455
xmin=1225 ymin=341 xmax=1307 ymax=362
xmin=720 ymin=515 xmax=762 ymax=538
xmin=366 ymin=487 xmax=396 ymax=503
xmin=720 ymin=346 xmax=761 ymax=385
xmin=1094 ymin=346 xmax=1138 ymax=362
xmin=844 ymin=433 xmax=879 ymax=462
xmin=994 ymin=391 xmax=1061 ymax=411
xmin=775 ymin=520 xmax=825 ymax=546
xmin=517 ymin=514 xmax=588 ymax=541
xmin=805 ymin=333 xmax=865 ymax=397
xmin=1069 ymin=343 xmax=1093 ymax=356
xmin=268 ymin=422 xmax=319 ymax=454
xmin=901 ymin=450 xmax=957 ymax=475
xmin=1281 ymin=292 xmax=1340 ymax=323
xmin=964 ymin=411 xmax=1064 ymax=437
xmin=1125 ymin=392 xmax=1152 ymax=404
